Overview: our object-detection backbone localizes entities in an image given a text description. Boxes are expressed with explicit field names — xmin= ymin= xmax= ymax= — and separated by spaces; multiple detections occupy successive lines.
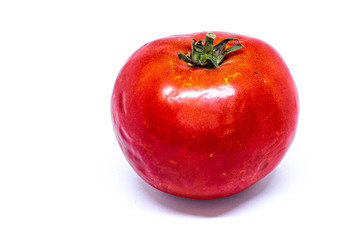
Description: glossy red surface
xmin=111 ymin=32 xmax=299 ymax=199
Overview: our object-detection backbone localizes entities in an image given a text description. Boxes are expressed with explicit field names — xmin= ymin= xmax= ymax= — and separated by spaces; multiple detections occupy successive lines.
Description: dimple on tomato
xmin=111 ymin=32 xmax=299 ymax=199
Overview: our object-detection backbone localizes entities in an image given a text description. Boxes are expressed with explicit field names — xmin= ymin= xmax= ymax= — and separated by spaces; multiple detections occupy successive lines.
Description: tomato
xmin=111 ymin=32 xmax=299 ymax=199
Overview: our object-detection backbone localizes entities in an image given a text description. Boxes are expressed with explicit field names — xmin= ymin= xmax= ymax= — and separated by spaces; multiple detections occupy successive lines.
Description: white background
xmin=1 ymin=0 xmax=360 ymax=239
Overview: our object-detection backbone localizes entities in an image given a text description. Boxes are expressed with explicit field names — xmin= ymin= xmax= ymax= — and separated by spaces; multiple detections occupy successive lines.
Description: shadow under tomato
xmin=136 ymin=169 xmax=282 ymax=217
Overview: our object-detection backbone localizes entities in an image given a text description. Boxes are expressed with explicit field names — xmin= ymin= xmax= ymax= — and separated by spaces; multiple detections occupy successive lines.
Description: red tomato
xmin=111 ymin=32 xmax=299 ymax=199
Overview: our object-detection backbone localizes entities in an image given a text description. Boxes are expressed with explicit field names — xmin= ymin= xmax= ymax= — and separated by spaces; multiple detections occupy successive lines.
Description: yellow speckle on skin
xmin=169 ymin=60 xmax=176 ymax=75
xmin=169 ymin=159 xmax=177 ymax=164
xmin=224 ymin=72 xmax=240 ymax=85
xmin=182 ymin=81 xmax=192 ymax=87
xmin=275 ymin=131 xmax=285 ymax=136
xmin=209 ymin=153 xmax=214 ymax=158
xmin=143 ymin=120 xmax=150 ymax=129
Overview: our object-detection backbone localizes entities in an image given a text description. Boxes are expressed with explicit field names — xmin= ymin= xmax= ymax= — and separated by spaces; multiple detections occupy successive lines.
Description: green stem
xmin=178 ymin=32 xmax=244 ymax=68
xmin=200 ymin=32 xmax=216 ymax=63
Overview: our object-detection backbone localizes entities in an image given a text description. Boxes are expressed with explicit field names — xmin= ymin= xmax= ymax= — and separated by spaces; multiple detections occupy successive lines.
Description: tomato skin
xmin=111 ymin=32 xmax=299 ymax=199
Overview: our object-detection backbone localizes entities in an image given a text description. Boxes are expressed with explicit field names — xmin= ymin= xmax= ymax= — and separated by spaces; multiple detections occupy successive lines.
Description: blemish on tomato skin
xmin=258 ymin=159 xmax=269 ymax=171
xmin=117 ymin=91 xmax=127 ymax=115
xmin=118 ymin=125 xmax=133 ymax=144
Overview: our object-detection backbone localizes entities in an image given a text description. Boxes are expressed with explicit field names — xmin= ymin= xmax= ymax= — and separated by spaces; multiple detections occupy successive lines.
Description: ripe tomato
xmin=111 ymin=32 xmax=299 ymax=199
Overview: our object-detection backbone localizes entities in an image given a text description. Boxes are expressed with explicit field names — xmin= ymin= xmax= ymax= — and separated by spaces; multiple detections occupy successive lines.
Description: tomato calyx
xmin=178 ymin=32 xmax=244 ymax=68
